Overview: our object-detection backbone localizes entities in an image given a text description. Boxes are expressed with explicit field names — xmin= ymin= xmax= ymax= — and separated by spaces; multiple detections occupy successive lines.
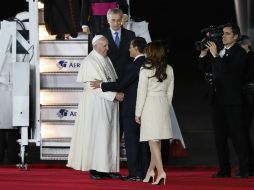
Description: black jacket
xmin=101 ymin=28 xmax=135 ymax=80
xmin=200 ymin=43 xmax=247 ymax=105
xmin=101 ymin=56 xmax=145 ymax=116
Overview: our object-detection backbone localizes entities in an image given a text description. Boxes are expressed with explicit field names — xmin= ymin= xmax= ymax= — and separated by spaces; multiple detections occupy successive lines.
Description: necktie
xmin=114 ymin=32 xmax=120 ymax=48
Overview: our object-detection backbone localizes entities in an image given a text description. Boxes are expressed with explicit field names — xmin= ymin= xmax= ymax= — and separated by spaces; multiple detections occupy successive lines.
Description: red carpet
xmin=0 ymin=165 xmax=254 ymax=190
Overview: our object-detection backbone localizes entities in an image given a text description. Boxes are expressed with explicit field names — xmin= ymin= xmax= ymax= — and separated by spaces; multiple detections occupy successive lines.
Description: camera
xmin=195 ymin=25 xmax=224 ymax=51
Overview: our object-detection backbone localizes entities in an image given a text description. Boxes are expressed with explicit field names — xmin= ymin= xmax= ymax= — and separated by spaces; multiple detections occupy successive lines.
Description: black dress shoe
xmin=104 ymin=172 xmax=122 ymax=179
xmin=123 ymin=176 xmax=143 ymax=181
xmin=55 ymin=35 xmax=64 ymax=40
xmin=70 ymin=33 xmax=78 ymax=38
xmin=90 ymin=170 xmax=104 ymax=180
xmin=212 ymin=170 xmax=231 ymax=178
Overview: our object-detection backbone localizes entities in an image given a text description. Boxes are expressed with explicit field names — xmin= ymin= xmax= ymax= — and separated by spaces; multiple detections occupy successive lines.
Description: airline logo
xmin=56 ymin=60 xmax=81 ymax=71
xmin=57 ymin=109 xmax=77 ymax=119
xmin=56 ymin=60 xmax=67 ymax=69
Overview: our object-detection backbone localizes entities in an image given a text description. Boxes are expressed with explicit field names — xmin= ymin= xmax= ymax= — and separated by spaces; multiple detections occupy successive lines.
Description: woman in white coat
xmin=135 ymin=41 xmax=174 ymax=185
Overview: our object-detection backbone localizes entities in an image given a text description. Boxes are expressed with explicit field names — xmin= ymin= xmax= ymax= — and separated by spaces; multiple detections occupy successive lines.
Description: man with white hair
xmin=67 ymin=35 xmax=124 ymax=180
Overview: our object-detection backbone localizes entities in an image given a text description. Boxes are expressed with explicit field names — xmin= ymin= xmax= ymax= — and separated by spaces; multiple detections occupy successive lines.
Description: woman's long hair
xmin=143 ymin=41 xmax=168 ymax=82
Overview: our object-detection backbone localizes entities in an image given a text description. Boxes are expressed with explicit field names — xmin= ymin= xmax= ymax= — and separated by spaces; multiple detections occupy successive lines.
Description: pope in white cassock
xmin=67 ymin=35 xmax=123 ymax=179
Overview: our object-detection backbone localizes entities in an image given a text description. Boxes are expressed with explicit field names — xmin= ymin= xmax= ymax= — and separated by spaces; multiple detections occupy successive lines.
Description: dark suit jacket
xmin=101 ymin=28 xmax=135 ymax=80
xmin=101 ymin=56 xmax=146 ymax=117
xmin=210 ymin=43 xmax=246 ymax=105
xmin=244 ymin=51 xmax=254 ymax=83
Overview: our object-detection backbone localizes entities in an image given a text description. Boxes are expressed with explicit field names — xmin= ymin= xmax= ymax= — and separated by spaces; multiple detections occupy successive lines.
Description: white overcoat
xmin=135 ymin=65 xmax=174 ymax=141
xmin=67 ymin=50 xmax=120 ymax=172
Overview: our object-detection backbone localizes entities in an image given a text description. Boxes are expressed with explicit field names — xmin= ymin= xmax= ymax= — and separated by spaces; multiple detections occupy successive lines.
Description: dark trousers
xmin=212 ymin=104 xmax=249 ymax=173
xmin=119 ymin=103 xmax=124 ymax=141
xmin=122 ymin=117 xmax=150 ymax=177
xmin=243 ymin=101 xmax=254 ymax=172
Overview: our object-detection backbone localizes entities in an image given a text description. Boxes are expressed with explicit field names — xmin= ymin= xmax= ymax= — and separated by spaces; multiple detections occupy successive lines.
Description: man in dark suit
xmin=80 ymin=0 xmax=129 ymax=52
xmin=100 ymin=8 xmax=135 ymax=80
xmin=199 ymin=23 xmax=249 ymax=178
xmin=90 ymin=37 xmax=150 ymax=181
xmin=100 ymin=8 xmax=135 ymax=153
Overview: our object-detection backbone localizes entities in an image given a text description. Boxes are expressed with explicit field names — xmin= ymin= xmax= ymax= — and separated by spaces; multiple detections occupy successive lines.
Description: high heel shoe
xmin=152 ymin=172 xmax=166 ymax=185
xmin=143 ymin=170 xmax=155 ymax=183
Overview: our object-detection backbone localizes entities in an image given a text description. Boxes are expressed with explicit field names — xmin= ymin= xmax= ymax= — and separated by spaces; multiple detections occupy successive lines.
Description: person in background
xmin=199 ymin=22 xmax=249 ymax=178
xmin=101 ymin=8 xmax=135 ymax=145
xmin=66 ymin=35 xmax=124 ymax=180
xmin=135 ymin=41 xmax=174 ymax=185
xmin=81 ymin=0 xmax=128 ymax=52
xmin=101 ymin=8 xmax=135 ymax=80
xmin=81 ymin=0 xmax=128 ymax=36
xmin=90 ymin=37 xmax=150 ymax=181
xmin=238 ymin=35 xmax=254 ymax=176
xmin=42 ymin=0 xmax=83 ymax=40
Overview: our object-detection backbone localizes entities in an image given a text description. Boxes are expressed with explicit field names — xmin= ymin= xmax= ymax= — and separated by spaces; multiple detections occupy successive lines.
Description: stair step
xmin=41 ymin=105 xmax=78 ymax=121
xmin=40 ymin=73 xmax=82 ymax=88
xmin=41 ymin=122 xmax=74 ymax=139
xmin=42 ymin=138 xmax=71 ymax=147
xmin=40 ymin=40 xmax=88 ymax=57
xmin=42 ymin=137 xmax=72 ymax=143
xmin=40 ymin=57 xmax=84 ymax=72
xmin=40 ymin=89 xmax=82 ymax=105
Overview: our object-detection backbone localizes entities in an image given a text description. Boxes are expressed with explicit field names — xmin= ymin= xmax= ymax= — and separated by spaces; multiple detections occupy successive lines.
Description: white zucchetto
xmin=92 ymin=35 xmax=105 ymax=45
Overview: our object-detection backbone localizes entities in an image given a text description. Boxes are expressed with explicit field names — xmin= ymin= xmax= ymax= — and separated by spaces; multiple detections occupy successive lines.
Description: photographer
xmin=198 ymin=23 xmax=249 ymax=178
xmin=239 ymin=35 xmax=254 ymax=176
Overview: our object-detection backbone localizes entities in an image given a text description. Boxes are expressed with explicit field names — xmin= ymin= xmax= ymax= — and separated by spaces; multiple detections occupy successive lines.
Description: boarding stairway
xmin=39 ymin=40 xmax=87 ymax=160
xmin=37 ymin=3 xmax=88 ymax=160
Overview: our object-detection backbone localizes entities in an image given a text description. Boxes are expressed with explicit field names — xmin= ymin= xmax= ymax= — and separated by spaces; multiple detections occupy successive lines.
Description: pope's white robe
xmin=67 ymin=50 xmax=119 ymax=172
